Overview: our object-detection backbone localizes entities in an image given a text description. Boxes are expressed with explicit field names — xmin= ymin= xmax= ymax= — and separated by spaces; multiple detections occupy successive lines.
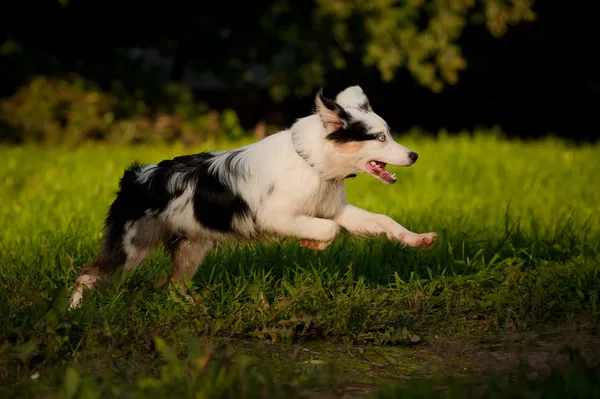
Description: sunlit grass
xmin=1 ymin=130 xmax=599 ymax=398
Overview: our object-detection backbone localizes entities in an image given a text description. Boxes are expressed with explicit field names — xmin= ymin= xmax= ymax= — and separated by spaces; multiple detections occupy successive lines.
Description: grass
xmin=1 ymin=129 xmax=599 ymax=398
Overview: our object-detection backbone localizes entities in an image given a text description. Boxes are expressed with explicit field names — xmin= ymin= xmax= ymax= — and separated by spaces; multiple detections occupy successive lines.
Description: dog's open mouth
xmin=366 ymin=160 xmax=397 ymax=184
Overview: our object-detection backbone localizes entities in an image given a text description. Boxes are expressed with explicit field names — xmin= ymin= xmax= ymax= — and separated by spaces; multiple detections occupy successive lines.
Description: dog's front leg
xmin=261 ymin=213 xmax=341 ymax=249
xmin=333 ymin=204 xmax=437 ymax=248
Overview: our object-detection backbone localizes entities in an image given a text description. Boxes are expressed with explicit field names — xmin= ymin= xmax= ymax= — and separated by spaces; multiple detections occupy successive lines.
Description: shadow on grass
xmin=2 ymin=329 xmax=600 ymax=399
xmin=195 ymin=212 xmax=598 ymax=288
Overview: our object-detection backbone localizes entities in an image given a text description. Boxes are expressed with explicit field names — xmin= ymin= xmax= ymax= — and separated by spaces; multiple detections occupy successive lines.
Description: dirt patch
xmin=226 ymin=323 xmax=600 ymax=397
xmin=430 ymin=324 xmax=600 ymax=380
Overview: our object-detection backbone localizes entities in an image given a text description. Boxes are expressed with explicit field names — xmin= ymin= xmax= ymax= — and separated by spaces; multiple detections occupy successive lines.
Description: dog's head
xmin=315 ymin=86 xmax=418 ymax=184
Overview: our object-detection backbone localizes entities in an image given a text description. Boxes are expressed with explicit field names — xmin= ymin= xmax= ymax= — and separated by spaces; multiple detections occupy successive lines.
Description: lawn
xmin=1 ymin=130 xmax=599 ymax=398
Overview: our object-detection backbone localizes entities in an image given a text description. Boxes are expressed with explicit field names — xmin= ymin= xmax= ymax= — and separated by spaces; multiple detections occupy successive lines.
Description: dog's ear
xmin=335 ymin=85 xmax=372 ymax=112
xmin=315 ymin=88 xmax=350 ymax=134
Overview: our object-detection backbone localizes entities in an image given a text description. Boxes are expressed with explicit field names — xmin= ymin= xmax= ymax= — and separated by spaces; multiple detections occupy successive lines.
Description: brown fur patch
xmin=299 ymin=239 xmax=332 ymax=251
xmin=338 ymin=142 xmax=365 ymax=154
xmin=170 ymin=240 xmax=212 ymax=281
xmin=131 ymin=218 xmax=166 ymax=248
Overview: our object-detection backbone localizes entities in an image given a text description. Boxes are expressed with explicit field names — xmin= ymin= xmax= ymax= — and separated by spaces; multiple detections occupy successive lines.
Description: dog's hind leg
xmin=163 ymin=237 xmax=213 ymax=297
xmin=69 ymin=217 xmax=165 ymax=309
xmin=121 ymin=217 xmax=165 ymax=272
xmin=69 ymin=250 xmax=125 ymax=309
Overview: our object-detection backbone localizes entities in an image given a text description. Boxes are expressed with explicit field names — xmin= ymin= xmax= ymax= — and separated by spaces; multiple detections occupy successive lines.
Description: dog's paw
xmin=388 ymin=232 xmax=437 ymax=249
xmin=409 ymin=232 xmax=437 ymax=249
xmin=68 ymin=292 xmax=83 ymax=310
xmin=299 ymin=239 xmax=332 ymax=251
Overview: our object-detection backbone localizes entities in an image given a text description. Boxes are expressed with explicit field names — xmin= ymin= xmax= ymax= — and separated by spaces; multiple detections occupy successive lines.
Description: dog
xmin=69 ymin=85 xmax=437 ymax=309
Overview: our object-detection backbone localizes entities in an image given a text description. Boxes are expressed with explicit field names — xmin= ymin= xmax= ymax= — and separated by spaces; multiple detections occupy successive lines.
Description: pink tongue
xmin=371 ymin=163 xmax=396 ymax=183
xmin=380 ymin=170 xmax=396 ymax=183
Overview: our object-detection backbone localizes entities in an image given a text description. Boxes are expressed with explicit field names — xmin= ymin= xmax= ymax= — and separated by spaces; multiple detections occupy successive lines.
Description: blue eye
xmin=377 ymin=133 xmax=386 ymax=142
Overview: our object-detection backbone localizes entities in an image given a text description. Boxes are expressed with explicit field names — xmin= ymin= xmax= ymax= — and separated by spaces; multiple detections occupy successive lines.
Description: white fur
xmin=335 ymin=85 xmax=371 ymax=109
xmin=135 ymin=165 xmax=158 ymax=184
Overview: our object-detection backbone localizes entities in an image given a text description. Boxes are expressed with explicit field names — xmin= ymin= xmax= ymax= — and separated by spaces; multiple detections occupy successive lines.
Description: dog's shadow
xmin=190 ymin=223 xmax=593 ymax=288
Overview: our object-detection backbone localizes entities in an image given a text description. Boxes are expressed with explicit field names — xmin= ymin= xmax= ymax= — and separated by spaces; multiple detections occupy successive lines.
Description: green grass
xmin=1 ymin=130 xmax=599 ymax=398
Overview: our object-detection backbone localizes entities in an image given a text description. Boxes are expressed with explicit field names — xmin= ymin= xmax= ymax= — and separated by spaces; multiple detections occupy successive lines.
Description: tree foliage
xmin=2 ymin=0 xmax=536 ymax=104
xmin=260 ymin=0 xmax=536 ymax=100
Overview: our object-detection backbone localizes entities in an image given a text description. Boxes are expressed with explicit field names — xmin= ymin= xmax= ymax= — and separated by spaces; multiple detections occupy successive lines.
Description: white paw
xmin=388 ymin=231 xmax=438 ymax=249
xmin=69 ymin=291 xmax=83 ymax=309
xmin=406 ymin=232 xmax=437 ymax=249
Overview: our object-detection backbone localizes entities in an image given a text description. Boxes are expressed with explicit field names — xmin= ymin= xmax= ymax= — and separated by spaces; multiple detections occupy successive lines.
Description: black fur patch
xmin=104 ymin=161 xmax=176 ymax=251
xmin=359 ymin=101 xmax=371 ymax=111
xmin=325 ymin=120 xmax=376 ymax=144
xmin=163 ymin=151 xmax=252 ymax=232
xmin=189 ymin=156 xmax=251 ymax=232
xmin=103 ymin=151 xmax=252 ymax=248
xmin=319 ymin=90 xmax=352 ymax=121
xmin=164 ymin=153 xmax=213 ymax=166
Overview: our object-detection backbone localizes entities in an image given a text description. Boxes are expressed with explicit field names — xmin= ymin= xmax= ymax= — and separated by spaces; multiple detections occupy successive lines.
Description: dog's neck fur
xmin=290 ymin=115 xmax=350 ymax=182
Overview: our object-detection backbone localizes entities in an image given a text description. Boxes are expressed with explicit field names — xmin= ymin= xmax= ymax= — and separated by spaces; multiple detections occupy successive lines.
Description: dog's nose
xmin=408 ymin=152 xmax=419 ymax=163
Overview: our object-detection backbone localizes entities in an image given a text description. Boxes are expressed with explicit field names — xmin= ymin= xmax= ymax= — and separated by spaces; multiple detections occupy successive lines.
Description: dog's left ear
xmin=315 ymin=88 xmax=350 ymax=134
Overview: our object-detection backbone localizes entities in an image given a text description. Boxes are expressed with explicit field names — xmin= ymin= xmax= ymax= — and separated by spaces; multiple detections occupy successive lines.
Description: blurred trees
xmin=261 ymin=0 xmax=536 ymax=100
xmin=16 ymin=0 xmax=598 ymax=144
xmin=0 ymin=0 xmax=535 ymax=102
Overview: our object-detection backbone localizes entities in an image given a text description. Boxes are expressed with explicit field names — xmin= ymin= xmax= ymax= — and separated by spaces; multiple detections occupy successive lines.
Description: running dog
xmin=69 ymin=85 xmax=437 ymax=309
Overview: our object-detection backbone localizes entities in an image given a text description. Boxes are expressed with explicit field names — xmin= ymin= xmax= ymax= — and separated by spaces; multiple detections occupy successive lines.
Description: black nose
xmin=408 ymin=152 xmax=419 ymax=163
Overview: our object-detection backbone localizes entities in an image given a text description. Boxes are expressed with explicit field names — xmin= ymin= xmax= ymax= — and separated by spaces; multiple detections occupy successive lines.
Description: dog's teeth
xmin=370 ymin=161 xmax=376 ymax=166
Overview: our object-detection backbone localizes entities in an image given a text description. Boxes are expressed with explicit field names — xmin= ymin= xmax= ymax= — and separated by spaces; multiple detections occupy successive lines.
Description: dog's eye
xmin=377 ymin=133 xmax=386 ymax=142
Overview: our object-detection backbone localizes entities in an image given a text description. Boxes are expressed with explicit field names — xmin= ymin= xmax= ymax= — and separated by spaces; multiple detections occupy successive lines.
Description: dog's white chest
xmin=295 ymin=180 xmax=345 ymax=219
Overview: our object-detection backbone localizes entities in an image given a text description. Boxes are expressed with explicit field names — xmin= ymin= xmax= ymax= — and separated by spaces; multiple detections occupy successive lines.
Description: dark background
xmin=1 ymin=0 xmax=599 ymax=143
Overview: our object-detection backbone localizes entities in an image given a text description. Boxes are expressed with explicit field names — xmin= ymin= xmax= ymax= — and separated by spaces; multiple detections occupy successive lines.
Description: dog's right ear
xmin=335 ymin=85 xmax=372 ymax=111
xmin=315 ymin=88 xmax=350 ymax=134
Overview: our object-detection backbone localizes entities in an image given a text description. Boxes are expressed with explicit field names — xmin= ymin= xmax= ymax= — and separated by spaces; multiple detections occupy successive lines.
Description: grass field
xmin=1 ymin=130 xmax=600 ymax=398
